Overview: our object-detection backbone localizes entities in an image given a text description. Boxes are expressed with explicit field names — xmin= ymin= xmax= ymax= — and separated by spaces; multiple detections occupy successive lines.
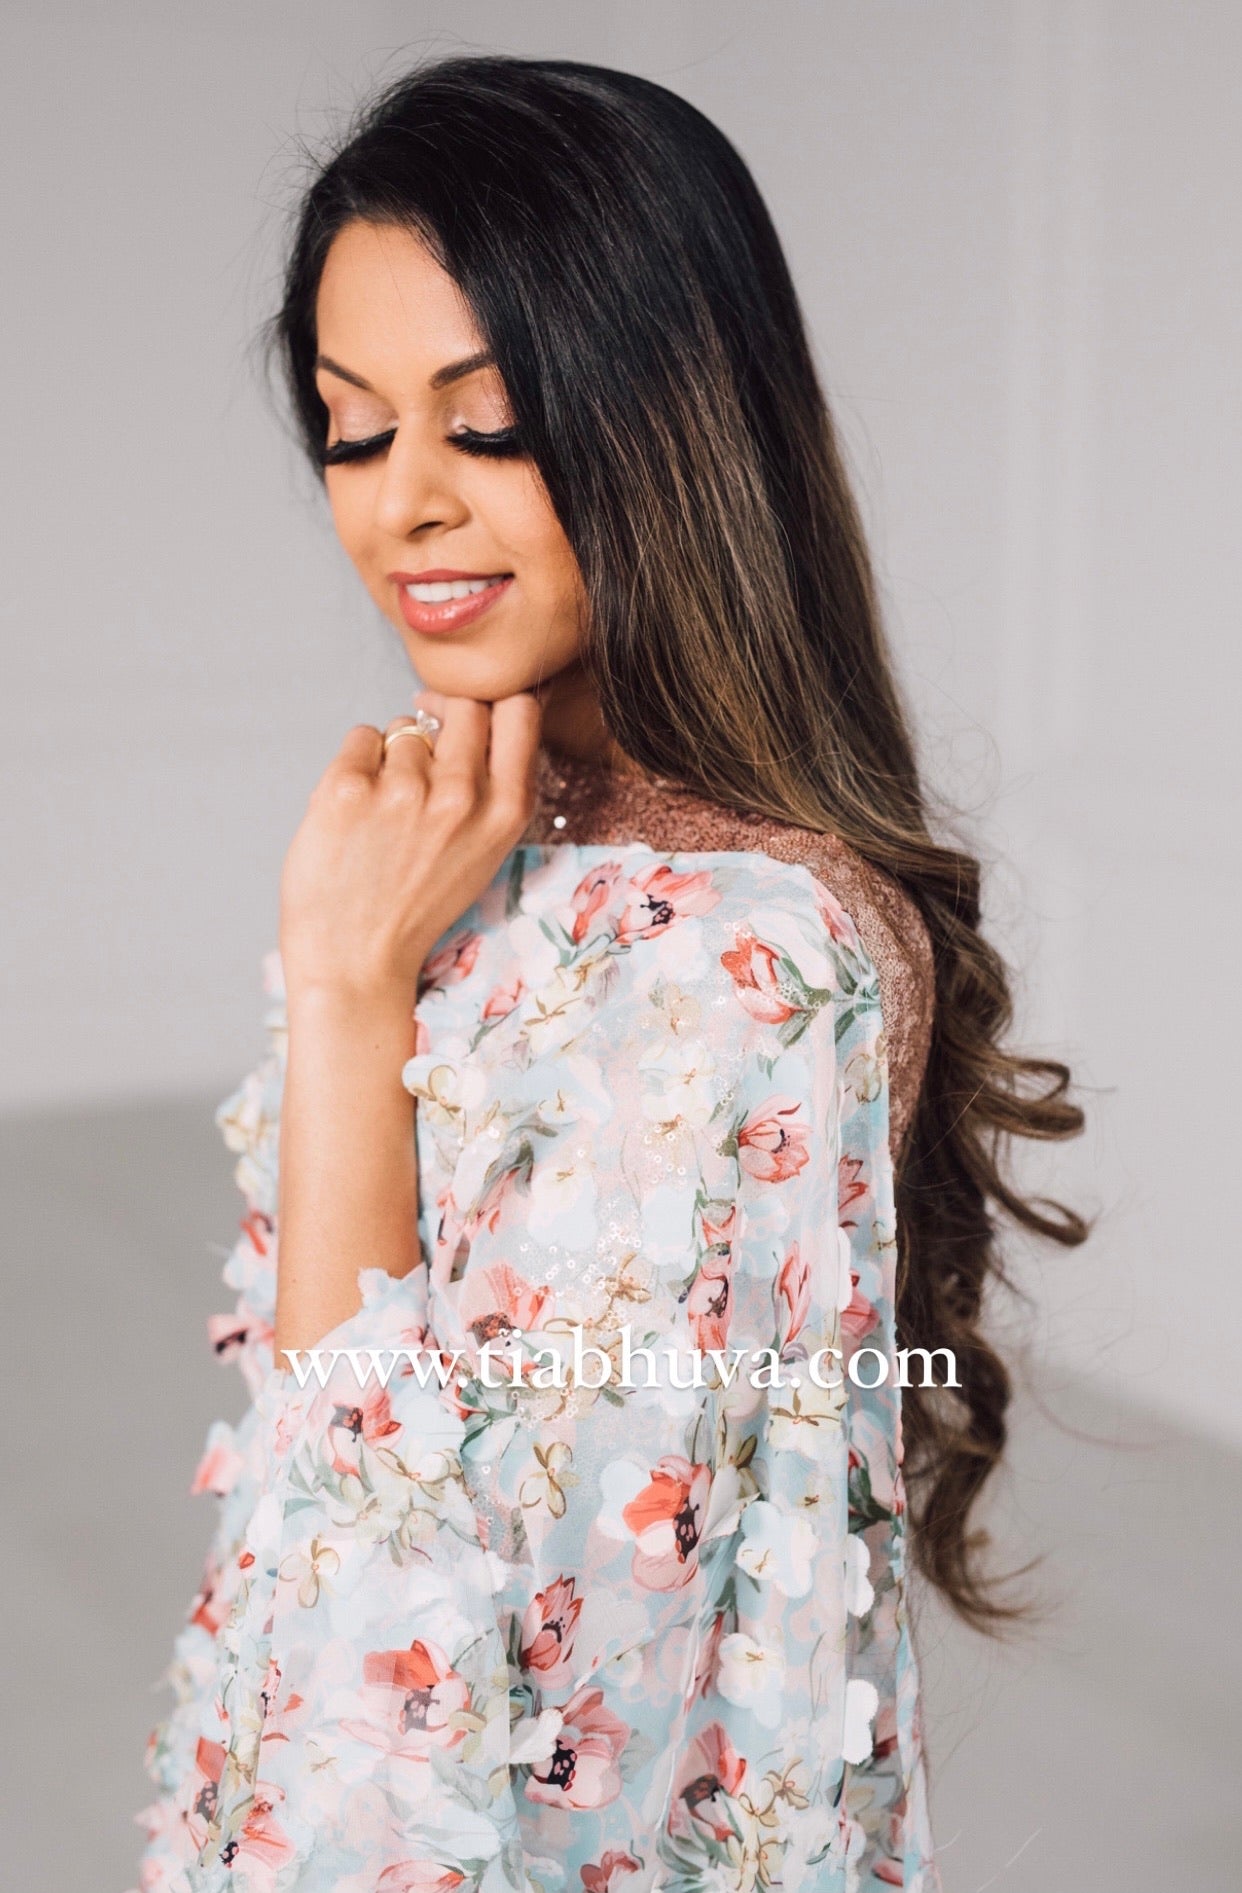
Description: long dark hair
xmin=269 ymin=53 xmax=1087 ymax=1631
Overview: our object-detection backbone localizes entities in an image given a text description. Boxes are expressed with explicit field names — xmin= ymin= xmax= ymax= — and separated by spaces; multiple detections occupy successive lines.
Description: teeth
xmin=405 ymin=577 xmax=504 ymax=603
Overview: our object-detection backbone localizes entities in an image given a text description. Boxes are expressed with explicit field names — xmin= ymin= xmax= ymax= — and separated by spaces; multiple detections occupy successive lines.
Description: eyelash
xmin=319 ymin=426 xmax=523 ymax=467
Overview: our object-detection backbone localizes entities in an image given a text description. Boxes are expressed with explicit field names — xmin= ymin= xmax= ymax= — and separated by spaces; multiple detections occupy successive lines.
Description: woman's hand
xmin=273 ymin=688 xmax=539 ymax=1355
xmin=278 ymin=689 xmax=542 ymax=1007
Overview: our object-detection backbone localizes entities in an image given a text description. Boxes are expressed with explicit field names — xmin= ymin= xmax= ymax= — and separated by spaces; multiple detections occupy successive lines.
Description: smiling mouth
xmin=392 ymin=570 xmax=514 ymax=635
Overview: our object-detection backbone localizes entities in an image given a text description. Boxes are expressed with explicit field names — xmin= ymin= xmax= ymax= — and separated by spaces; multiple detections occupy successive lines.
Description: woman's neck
xmin=534 ymin=660 xmax=643 ymax=777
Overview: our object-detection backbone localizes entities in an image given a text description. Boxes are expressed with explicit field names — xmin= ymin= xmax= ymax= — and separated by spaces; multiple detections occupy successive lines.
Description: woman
xmin=131 ymin=55 xmax=1085 ymax=1893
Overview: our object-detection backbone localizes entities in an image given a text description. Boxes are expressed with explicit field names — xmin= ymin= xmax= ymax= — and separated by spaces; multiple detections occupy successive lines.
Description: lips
xmin=390 ymin=568 xmax=514 ymax=635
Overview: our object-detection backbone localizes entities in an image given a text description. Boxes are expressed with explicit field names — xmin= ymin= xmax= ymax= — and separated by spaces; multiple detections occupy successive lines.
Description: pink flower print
xmin=464 ymin=1162 xmax=521 ymax=1240
xmin=437 ymin=1166 xmax=520 ymax=1284
xmin=343 ymin=1637 xmax=471 ymax=1763
xmin=621 ymin=1455 xmax=713 ymax=1590
xmin=206 ymin=1317 xmax=248 ymax=1362
xmin=257 ymin=1653 xmax=283 ymax=1714
xmin=239 ymin=1206 xmax=273 ymax=1258
xmin=700 ymin=1202 xmax=735 ymax=1253
xmin=616 ymin=865 xmax=721 ymax=943
xmin=693 ymin=1201 xmax=736 ymax=1352
xmin=871 ymin=1699 xmax=899 ymax=1764
xmin=849 ymin=1412 xmax=899 ymax=1518
xmin=188 ymin=1554 xmax=226 ymax=1637
xmin=520 ymin=1574 xmax=583 ymax=1686
xmin=190 ymin=1432 xmax=242 ymax=1498
xmin=207 ymin=1300 xmax=273 ymax=1365
xmin=667 ymin=1722 xmax=746 ymax=1844
xmin=188 ymin=1736 xmax=226 ymax=1843
xmin=390 ymin=1313 xmax=432 ymax=1361
xmin=720 ymin=930 xmax=797 ymax=1026
xmin=736 ymin=1096 xmax=811 ymax=1182
xmin=421 ymin=931 xmax=482 ymax=989
xmin=224 ymin=1784 xmax=296 ymax=1888
xmin=325 ymin=1381 xmax=402 ymax=1476
xmin=525 ymin=1685 xmax=629 ymax=1810
xmin=430 ymin=1348 xmax=475 ymax=1424
xmin=459 ymin=1261 xmax=555 ymax=1365
xmin=257 ymin=1656 xmax=307 ymax=1749
xmin=271 ymin=1395 xmax=305 ymax=1463
xmin=134 ymin=1788 xmax=191 ymax=1885
xmin=581 ymin=1850 xmax=644 ymax=1892
xmin=691 ymin=1609 xmax=727 ymax=1702
xmin=776 ymin=1242 xmax=811 ymax=1349
xmin=838 ymin=1153 xmax=868 ymax=1224
xmin=432 ymin=1182 xmax=465 ymax=1280
xmin=377 ymin=1866 xmax=467 ymax=1893
xmin=841 ymin=1272 xmax=879 ymax=1346
xmin=686 ymin=1249 xmax=732 ymax=1353
xmin=569 ymin=861 xmax=624 ymax=944
xmin=812 ymin=878 xmax=857 ymax=947
xmin=439 ymin=1172 xmax=529 ymax=1285
xmin=481 ymin=970 xmax=525 ymax=1019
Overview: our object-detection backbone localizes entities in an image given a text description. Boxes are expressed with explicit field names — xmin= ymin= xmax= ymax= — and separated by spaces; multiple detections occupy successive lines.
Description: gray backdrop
xmin=3 ymin=5 xmax=1238 ymax=1890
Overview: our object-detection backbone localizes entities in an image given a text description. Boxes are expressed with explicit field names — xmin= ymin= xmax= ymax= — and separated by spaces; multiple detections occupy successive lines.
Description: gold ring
xmin=381 ymin=725 xmax=435 ymax=756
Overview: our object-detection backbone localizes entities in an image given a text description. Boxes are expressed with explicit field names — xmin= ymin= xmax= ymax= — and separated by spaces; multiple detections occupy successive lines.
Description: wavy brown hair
xmin=271 ymin=53 xmax=1088 ymax=1630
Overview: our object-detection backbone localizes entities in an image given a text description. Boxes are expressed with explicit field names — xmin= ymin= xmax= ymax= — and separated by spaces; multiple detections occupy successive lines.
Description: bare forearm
xmin=270 ymin=691 xmax=539 ymax=1361
xmin=274 ymin=987 xmax=421 ymax=1362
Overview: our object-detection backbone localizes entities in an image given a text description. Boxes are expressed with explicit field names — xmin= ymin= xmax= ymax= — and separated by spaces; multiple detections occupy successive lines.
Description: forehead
xmin=314 ymin=220 xmax=485 ymax=379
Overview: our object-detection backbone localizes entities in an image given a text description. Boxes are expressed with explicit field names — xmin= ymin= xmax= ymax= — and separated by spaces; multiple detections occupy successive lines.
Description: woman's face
xmin=313 ymin=219 xmax=584 ymax=704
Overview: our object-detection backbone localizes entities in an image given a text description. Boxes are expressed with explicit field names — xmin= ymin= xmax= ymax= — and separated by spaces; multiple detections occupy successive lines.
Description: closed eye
xmin=320 ymin=427 xmax=396 ymax=467
xmin=319 ymin=425 xmax=524 ymax=468
xmin=450 ymin=425 xmax=523 ymax=459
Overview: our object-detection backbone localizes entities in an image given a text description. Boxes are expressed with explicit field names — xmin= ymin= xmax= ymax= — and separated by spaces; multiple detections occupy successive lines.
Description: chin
xmin=402 ymin=641 xmax=546 ymax=704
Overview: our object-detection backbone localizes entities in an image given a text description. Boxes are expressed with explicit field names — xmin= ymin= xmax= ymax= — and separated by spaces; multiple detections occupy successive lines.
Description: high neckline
xmin=530 ymin=744 xmax=784 ymax=848
xmin=536 ymin=743 xmax=665 ymax=788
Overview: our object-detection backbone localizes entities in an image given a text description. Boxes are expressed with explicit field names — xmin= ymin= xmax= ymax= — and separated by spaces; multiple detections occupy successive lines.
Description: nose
xmin=371 ymin=428 xmax=468 ymax=540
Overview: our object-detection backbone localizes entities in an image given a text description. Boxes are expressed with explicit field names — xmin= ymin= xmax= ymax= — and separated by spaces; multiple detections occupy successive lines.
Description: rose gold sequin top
xmin=527 ymin=748 xmax=936 ymax=1158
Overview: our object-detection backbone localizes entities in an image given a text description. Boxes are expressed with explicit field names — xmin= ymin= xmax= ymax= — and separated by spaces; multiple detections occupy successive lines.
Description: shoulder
xmin=801 ymin=842 xmax=933 ymax=1157
xmin=525 ymin=763 xmax=936 ymax=1154
xmin=745 ymin=822 xmax=935 ymax=1036
xmin=707 ymin=812 xmax=936 ymax=1156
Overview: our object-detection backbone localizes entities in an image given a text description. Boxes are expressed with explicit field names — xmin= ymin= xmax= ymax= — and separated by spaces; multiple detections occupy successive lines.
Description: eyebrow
xmin=314 ymin=350 xmax=496 ymax=393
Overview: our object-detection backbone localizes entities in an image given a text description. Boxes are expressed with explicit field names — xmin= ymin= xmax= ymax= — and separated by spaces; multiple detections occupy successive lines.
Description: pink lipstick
xmin=390 ymin=568 xmax=514 ymax=635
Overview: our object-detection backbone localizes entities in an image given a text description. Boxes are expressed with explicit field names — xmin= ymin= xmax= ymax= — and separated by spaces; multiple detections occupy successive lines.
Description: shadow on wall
xmin=3 ymin=1097 xmax=1235 ymax=1893
xmin=915 ymin=1363 xmax=1237 ymax=1890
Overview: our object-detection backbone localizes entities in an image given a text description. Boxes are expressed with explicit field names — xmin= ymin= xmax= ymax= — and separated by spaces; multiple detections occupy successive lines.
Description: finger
xmin=329 ymin=723 xmax=385 ymax=779
xmin=430 ymin=695 xmax=491 ymax=794
xmin=486 ymin=693 xmax=542 ymax=814
xmin=378 ymin=717 xmax=435 ymax=780
xmin=412 ymin=687 xmax=448 ymax=723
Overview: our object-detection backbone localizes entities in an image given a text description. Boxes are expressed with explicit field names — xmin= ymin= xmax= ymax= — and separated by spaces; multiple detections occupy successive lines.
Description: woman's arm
xmin=130 ymin=697 xmax=543 ymax=1887
xmin=272 ymin=689 xmax=541 ymax=1363
xmin=274 ymin=986 xmax=421 ymax=1360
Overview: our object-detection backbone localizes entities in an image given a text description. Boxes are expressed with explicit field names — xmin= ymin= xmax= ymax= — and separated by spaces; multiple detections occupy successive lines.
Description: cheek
xmin=497 ymin=477 xmax=580 ymax=611
xmin=325 ymin=475 xmax=380 ymax=575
